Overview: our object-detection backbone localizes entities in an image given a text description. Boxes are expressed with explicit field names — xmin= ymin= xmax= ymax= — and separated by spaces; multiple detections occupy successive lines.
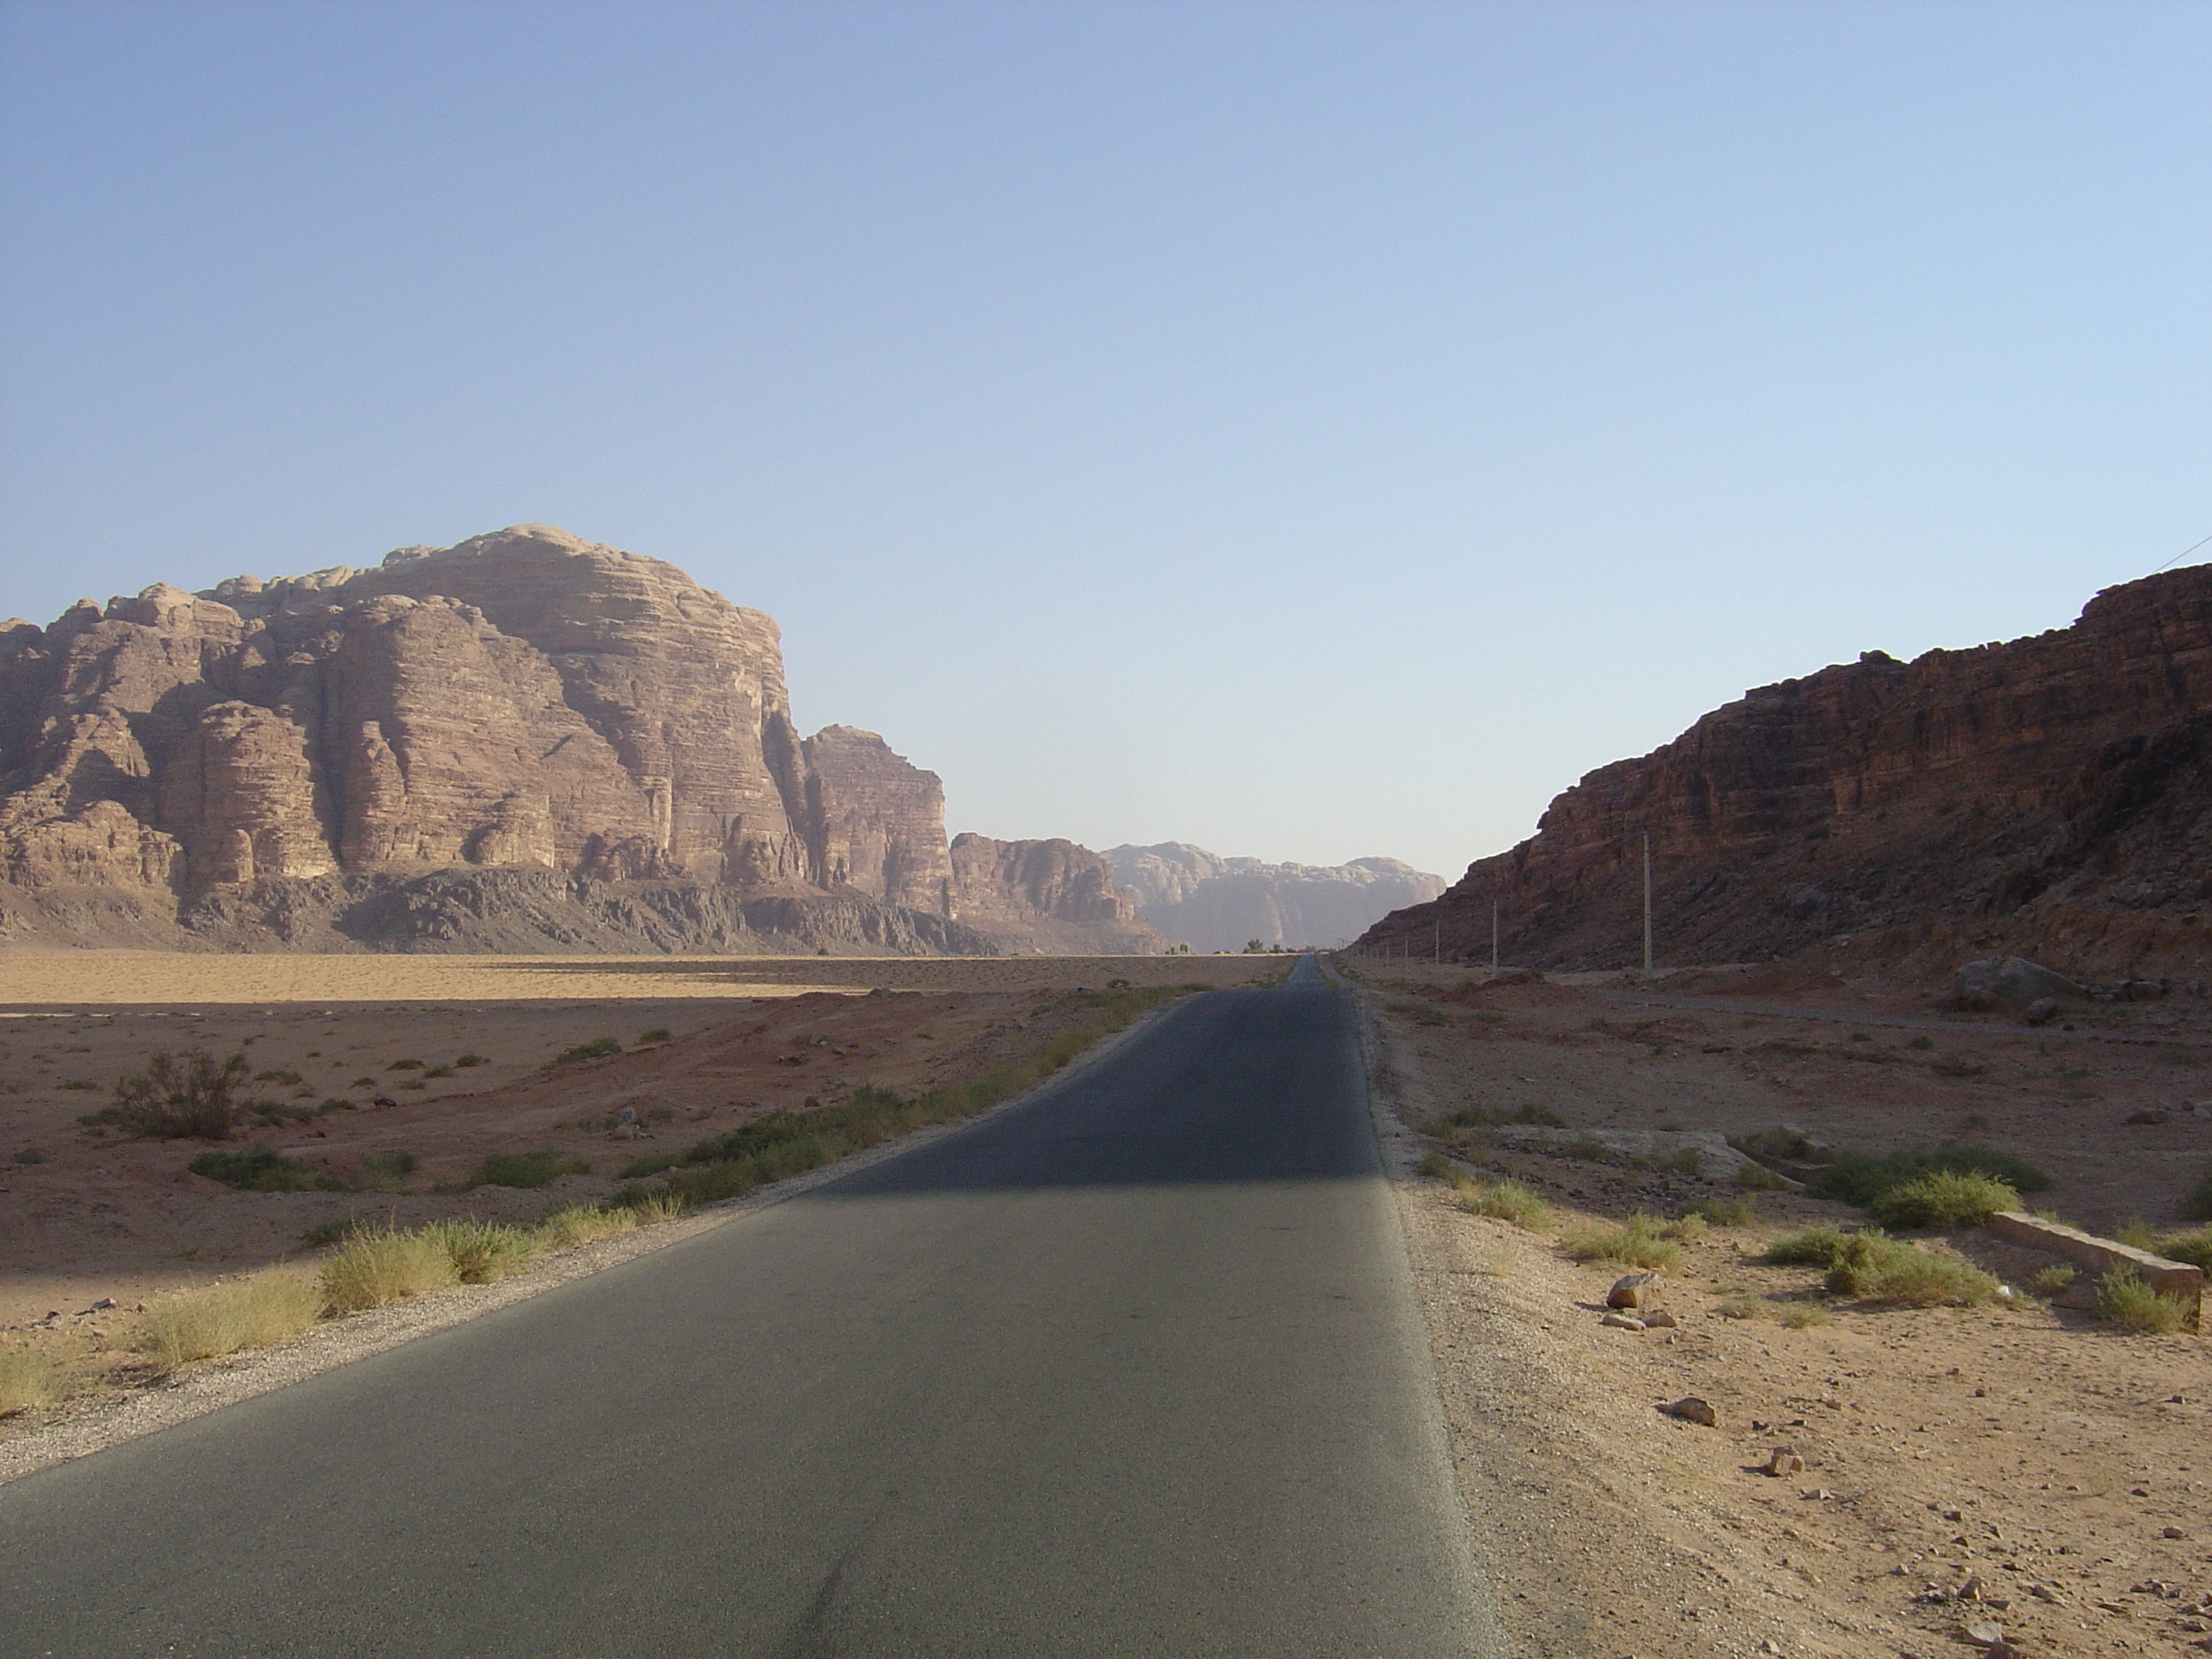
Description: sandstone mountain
xmin=0 ymin=526 xmax=1168 ymax=955
xmin=1106 ymin=842 xmax=1446 ymax=952
xmin=1359 ymin=562 xmax=2212 ymax=981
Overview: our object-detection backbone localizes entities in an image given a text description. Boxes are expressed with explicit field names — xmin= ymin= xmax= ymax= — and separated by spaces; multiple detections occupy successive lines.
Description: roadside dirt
xmin=0 ymin=952 xmax=1281 ymax=1331
xmin=1365 ymin=959 xmax=2212 ymax=1659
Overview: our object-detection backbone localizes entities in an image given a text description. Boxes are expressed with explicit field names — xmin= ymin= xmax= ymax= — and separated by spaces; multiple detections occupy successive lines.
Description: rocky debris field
xmin=1369 ymin=958 xmax=2212 ymax=1659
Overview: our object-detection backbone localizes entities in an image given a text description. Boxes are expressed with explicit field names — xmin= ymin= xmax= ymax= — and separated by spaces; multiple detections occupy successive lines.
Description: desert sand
xmin=1358 ymin=958 xmax=2212 ymax=1659
xmin=0 ymin=952 xmax=1282 ymax=1331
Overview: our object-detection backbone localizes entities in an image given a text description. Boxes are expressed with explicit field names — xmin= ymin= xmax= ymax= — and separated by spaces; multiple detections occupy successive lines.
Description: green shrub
xmin=1865 ymin=1169 xmax=2020 ymax=1230
xmin=2094 ymin=1268 xmax=2191 ymax=1334
xmin=1682 ymin=1195 xmax=1758 ymax=1227
xmin=253 ymin=1068 xmax=302 ymax=1086
xmin=358 ymin=1150 xmax=416 ymax=1185
xmin=1451 ymin=1175 xmax=1553 ymax=1231
xmin=2182 ymin=1163 xmax=2212 ymax=1223
xmin=57 ymin=1078 xmax=99 ymax=1091
xmin=420 ymin=1219 xmax=535 ymax=1284
xmin=550 ymin=1037 xmax=623 ymax=1066
xmin=188 ymin=1144 xmax=344 ymax=1192
xmin=460 ymin=1150 xmax=582 ymax=1190
xmin=1736 ymin=1161 xmax=1790 ymax=1190
xmin=84 ymin=1050 xmax=250 ymax=1139
xmin=13 ymin=1149 xmax=44 ymax=1166
xmin=1417 ymin=1150 xmax=1451 ymax=1179
xmin=1645 ymin=1145 xmax=1704 ymax=1177
xmin=1778 ymin=1305 xmax=1829 ymax=1329
xmin=299 ymin=1210 xmax=387 ymax=1249
xmin=321 ymin=1229 xmax=460 ymax=1314
xmin=2029 ymin=1263 xmax=2078 ymax=1295
xmin=1822 ymin=1231 xmax=1998 ymax=1306
xmin=387 ymin=1058 xmax=422 ymax=1071
xmin=2113 ymin=1218 xmax=2161 ymax=1250
xmin=1807 ymin=1143 xmax=2050 ymax=1208
xmin=422 ymin=1065 xmax=453 ymax=1080
xmin=1561 ymin=1214 xmax=1682 ymax=1271
xmin=2151 ymin=1227 xmax=2212 ymax=1272
xmin=455 ymin=1053 xmax=489 ymax=1068
xmin=638 ymin=1027 xmax=672 ymax=1044
xmin=1764 ymin=1227 xmax=1855 ymax=1268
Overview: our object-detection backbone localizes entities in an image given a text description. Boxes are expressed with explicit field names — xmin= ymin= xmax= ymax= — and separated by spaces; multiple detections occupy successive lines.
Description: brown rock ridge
xmin=1360 ymin=562 xmax=2212 ymax=980
xmin=946 ymin=835 xmax=1169 ymax=956
xmin=0 ymin=526 xmax=1164 ymax=955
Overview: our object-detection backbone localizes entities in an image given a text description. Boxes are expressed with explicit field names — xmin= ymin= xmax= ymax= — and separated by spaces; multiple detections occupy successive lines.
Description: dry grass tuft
xmin=321 ymin=1228 xmax=460 ymax=1314
xmin=1450 ymin=1174 xmax=1553 ymax=1231
xmin=1822 ymin=1231 xmax=1998 ymax=1307
xmin=2093 ymin=1269 xmax=2192 ymax=1334
xmin=135 ymin=1272 xmax=323 ymax=1370
xmin=534 ymin=1204 xmax=641 ymax=1250
xmin=420 ymin=1218 xmax=535 ymax=1284
xmin=1561 ymin=1214 xmax=1685 ymax=1272
xmin=0 ymin=1345 xmax=60 ymax=1416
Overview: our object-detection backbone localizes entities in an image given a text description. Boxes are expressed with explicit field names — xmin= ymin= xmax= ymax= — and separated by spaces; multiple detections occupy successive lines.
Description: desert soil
xmin=1360 ymin=957 xmax=2212 ymax=1659
xmin=0 ymin=952 xmax=1281 ymax=1332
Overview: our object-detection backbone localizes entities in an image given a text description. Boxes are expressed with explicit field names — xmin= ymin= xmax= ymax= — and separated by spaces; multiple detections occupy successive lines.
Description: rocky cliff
xmin=0 ymin=526 xmax=1160 ymax=955
xmin=947 ymin=835 xmax=1171 ymax=956
xmin=1106 ymin=842 xmax=1446 ymax=952
xmin=1358 ymin=562 xmax=2212 ymax=981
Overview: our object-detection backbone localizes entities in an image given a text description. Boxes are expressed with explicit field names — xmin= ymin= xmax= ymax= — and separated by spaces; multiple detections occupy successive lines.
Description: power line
xmin=2148 ymin=530 xmax=2212 ymax=577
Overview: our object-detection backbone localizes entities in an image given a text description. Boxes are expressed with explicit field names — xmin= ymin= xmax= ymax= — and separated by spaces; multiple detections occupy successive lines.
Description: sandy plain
xmin=1358 ymin=958 xmax=2212 ymax=1659
xmin=0 ymin=952 xmax=1281 ymax=1332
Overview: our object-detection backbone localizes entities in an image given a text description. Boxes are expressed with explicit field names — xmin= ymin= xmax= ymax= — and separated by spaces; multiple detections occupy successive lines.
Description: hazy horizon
xmin=4 ymin=2 xmax=2204 ymax=877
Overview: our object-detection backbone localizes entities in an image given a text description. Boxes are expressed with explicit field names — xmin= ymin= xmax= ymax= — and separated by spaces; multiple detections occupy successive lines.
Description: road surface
xmin=0 ymin=957 xmax=1501 ymax=1656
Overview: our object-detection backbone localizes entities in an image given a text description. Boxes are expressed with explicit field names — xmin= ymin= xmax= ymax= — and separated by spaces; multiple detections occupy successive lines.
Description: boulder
xmin=1953 ymin=958 xmax=2088 ymax=1015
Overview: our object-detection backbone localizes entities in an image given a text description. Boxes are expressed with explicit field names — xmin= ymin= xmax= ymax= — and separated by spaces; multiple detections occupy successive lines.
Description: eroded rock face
xmin=1359 ymin=563 xmax=2212 ymax=978
xmin=1106 ymin=842 xmax=1446 ymax=952
xmin=949 ymin=834 xmax=1171 ymax=955
xmin=0 ymin=525 xmax=1155 ymax=954
xmin=804 ymin=725 xmax=954 ymax=915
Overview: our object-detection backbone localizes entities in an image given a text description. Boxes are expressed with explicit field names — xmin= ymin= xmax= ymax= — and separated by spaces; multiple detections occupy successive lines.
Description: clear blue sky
xmin=3 ymin=1 xmax=2205 ymax=879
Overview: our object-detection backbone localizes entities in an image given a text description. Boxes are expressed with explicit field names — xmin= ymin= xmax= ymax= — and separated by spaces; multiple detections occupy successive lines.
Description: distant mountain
xmin=1104 ymin=843 xmax=1447 ymax=953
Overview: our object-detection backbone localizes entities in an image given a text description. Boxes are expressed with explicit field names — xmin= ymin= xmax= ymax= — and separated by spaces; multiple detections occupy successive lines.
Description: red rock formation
xmin=804 ymin=725 xmax=954 ymax=915
xmin=948 ymin=834 xmax=1170 ymax=955
xmin=0 ymin=526 xmax=1160 ymax=955
xmin=1359 ymin=563 xmax=2212 ymax=981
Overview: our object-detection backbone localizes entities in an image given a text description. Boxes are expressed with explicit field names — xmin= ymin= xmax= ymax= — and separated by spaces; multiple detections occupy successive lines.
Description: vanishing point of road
xmin=0 ymin=956 xmax=1505 ymax=1656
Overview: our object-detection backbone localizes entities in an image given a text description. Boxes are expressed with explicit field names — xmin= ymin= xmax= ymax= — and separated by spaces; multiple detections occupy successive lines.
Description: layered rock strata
xmin=1359 ymin=563 xmax=2212 ymax=981
xmin=947 ymin=835 xmax=1171 ymax=956
xmin=1106 ymin=842 xmax=1446 ymax=952
xmin=0 ymin=526 xmax=1160 ymax=955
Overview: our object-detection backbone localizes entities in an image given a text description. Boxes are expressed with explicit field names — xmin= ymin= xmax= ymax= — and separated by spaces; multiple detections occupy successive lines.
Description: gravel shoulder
xmin=1359 ymin=974 xmax=2212 ymax=1659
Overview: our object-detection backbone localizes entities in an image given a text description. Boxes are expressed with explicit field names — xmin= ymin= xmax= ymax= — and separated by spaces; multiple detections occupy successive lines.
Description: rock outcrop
xmin=1106 ymin=842 xmax=1446 ymax=952
xmin=1359 ymin=562 xmax=2212 ymax=981
xmin=0 ymin=526 xmax=1161 ymax=955
xmin=946 ymin=835 xmax=1172 ymax=956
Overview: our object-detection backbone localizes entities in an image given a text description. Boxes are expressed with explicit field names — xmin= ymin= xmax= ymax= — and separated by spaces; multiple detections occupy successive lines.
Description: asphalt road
xmin=0 ymin=958 xmax=1503 ymax=1656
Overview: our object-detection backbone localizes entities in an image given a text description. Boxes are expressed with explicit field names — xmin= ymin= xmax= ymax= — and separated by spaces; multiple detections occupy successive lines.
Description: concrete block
xmin=1985 ymin=1211 xmax=2203 ymax=1330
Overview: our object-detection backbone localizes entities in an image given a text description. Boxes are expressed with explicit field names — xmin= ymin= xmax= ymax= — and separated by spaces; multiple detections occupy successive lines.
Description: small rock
xmin=611 ymin=1122 xmax=637 ymax=1139
xmin=1660 ymin=1395 xmax=1718 ymax=1426
xmin=1642 ymin=1307 xmax=1678 ymax=1328
xmin=1802 ymin=1487 xmax=1834 ymax=1500
xmin=86 ymin=1297 xmax=117 ymax=1312
xmin=2163 ymin=1526 xmax=2186 ymax=1539
xmin=1763 ymin=1449 xmax=1804 ymax=1477
xmin=616 ymin=1105 xmax=637 ymax=1124
xmin=2128 ymin=1108 xmax=2172 ymax=1126
xmin=2021 ymin=996 xmax=2059 ymax=1026
xmin=1600 ymin=1312 xmax=1646 ymax=1330
xmin=1608 ymin=1272 xmax=1663 ymax=1309
xmin=1963 ymin=1619 xmax=2004 ymax=1648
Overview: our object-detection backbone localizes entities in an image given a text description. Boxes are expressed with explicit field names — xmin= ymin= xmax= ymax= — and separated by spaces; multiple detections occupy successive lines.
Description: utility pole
xmin=1641 ymin=831 xmax=1653 ymax=977
xmin=1491 ymin=896 xmax=1499 ymax=970
xmin=1433 ymin=919 xmax=1440 ymax=964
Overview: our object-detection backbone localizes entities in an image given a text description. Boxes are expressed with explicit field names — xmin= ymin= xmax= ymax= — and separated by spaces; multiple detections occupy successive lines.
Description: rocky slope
xmin=1359 ymin=562 xmax=2212 ymax=981
xmin=948 ymin=835 xmax=1169 ymax=956
xmin=0 ymin=526 xmax=1161 ymax=955
xmin=1106 ymin=843 xmax=1445 ymax=952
